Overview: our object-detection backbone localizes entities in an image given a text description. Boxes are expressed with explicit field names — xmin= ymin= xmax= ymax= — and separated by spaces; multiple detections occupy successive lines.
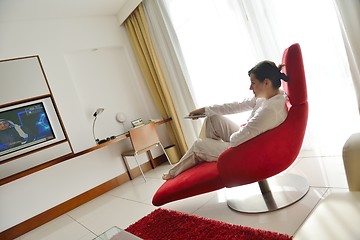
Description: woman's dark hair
xmin=248 ymin=60 xmax=289 ymax=89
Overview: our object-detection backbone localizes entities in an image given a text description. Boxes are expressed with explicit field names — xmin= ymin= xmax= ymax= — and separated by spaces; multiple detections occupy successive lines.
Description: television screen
xmin=0 ymin=102 xmax=55 ymax=157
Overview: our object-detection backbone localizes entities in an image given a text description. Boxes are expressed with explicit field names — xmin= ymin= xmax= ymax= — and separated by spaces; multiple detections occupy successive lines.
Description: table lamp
xmin=92 ymin=108 xmax=104 ymax=144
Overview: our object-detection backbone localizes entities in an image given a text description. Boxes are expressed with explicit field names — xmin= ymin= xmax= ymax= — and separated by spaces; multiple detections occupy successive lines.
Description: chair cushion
xmin=152 ymin=162 xmax=224 ymax=206
xmin=218 ymin=103 xmax=308 ymax=187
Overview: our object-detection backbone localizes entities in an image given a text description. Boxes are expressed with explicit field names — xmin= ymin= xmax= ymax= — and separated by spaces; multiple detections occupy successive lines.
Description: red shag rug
xmin=125 ymin=208 xmax=292 ymax=240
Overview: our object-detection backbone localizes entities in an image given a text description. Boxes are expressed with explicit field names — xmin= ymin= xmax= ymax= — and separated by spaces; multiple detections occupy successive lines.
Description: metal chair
xmin=122 ymin=122 xmax=172 ymax=181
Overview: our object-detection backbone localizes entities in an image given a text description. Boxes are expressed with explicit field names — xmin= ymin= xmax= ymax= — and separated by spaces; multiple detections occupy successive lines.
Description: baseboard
xmin=0 ymin=154 xmax=167 ymax=240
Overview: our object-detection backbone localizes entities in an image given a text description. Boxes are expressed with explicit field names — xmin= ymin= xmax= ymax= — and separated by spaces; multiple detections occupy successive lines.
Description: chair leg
xmin=258 ymin=179 xmax=278 ymax=210
xmin=134 ymin=155 xmax=147 ymax=182
xmin=159 ymin=142 xmax=173 ymax=166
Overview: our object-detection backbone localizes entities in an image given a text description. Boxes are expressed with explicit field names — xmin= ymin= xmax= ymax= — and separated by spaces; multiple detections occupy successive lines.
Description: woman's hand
xmin=189 ymin=107 xmax=205 ymax=116
xmin=188 ymin=108 xmax=206 ymax=119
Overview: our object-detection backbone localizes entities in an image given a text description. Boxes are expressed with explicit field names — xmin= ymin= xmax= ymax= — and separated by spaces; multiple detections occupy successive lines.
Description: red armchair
xmin=152 ymin=43 xmax=309 ymax=212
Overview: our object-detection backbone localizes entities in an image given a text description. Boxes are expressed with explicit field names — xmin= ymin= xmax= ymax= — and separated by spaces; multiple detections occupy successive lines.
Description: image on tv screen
xmin=0 ymin=102 xmax=55 ymax=157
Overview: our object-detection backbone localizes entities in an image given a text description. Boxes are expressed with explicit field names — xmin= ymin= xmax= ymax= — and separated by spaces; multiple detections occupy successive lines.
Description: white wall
xmin=0 ymin=15 xmax=170 ymax=232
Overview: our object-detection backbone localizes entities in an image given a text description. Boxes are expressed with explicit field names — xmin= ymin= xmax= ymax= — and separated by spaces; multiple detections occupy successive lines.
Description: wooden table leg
xmin=146 ymin=150 xmax=155 ymax=169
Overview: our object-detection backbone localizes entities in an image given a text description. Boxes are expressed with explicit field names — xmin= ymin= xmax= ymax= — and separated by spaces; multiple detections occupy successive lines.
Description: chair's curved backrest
xmin=217 ymin=43 xmax=308 ymax=187
xmin=282 ymin=44 xmax=307 ymax=106
xmin=129 ymin=122 xmax=160 ymax=153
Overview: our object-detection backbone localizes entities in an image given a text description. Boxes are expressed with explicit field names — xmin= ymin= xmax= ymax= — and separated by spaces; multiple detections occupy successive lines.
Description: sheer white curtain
xmin=143 ymin=0 xmax=202 ymax=146
xmin=333 ymin=0 xmax=360 ymax=113
xmin=147 ymin=0 xmax=360 ymax=150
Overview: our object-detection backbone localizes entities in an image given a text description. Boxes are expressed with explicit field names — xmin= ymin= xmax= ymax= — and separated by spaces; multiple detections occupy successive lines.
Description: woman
xmin=0 ymin=119 xmax=28 ymax=150
xmin=162 ymin=60 xmax=289 ymax=180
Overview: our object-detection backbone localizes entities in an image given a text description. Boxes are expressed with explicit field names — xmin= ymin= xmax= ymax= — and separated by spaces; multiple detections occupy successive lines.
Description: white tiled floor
xmin=17 ymin=142 xmax=350 ymax=240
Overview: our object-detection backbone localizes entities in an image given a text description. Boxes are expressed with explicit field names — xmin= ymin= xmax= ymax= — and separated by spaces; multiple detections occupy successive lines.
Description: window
xmin=162 ymin=0 xmax=359 ymax=149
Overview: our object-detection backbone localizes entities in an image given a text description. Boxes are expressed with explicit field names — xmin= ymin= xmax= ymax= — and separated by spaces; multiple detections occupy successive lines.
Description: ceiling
xmin=0 ymin=0 xmax=129 ymax=22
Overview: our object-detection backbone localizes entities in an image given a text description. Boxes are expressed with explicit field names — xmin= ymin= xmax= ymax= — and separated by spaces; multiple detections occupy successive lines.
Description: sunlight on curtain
xmin=143 ymin=0 xmax=203 ymax=147
xmin=163 ymin=0 xmax=360 ymax=151
xmin=334 ymin=0 xmax=360 ymax=113
xmin=163 ymin=0 xmax=257 ymax=107
xmin=124 ymin=4 xmax=188 ymax=155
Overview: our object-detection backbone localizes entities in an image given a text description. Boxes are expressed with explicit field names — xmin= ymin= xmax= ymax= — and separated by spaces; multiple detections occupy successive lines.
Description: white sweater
xmin=205 ymin=93 xmax=288 ymax=147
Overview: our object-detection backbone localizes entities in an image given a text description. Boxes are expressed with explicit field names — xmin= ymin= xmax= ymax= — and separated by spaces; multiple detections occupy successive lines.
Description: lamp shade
xmin=93 ymin=108 xmax=104 ymax=117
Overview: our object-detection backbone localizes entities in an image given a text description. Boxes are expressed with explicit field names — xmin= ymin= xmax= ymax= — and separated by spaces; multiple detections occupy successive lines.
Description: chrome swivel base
xmin=226 ymin=173 xmax=309 ymax=213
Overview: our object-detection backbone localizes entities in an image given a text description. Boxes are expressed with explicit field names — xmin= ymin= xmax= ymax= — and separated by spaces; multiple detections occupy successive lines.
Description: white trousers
xmin=168 ymin=115 xmax=238 ymax=178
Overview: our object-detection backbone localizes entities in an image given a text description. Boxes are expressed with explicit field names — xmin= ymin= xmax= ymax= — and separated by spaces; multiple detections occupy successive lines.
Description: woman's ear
xmin=264 ymin=78 xmax=272 ymax=88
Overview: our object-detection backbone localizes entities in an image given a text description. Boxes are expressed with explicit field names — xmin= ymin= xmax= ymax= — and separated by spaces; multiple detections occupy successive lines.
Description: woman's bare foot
xmin=162 ymin=173 xmax=172 ymax=180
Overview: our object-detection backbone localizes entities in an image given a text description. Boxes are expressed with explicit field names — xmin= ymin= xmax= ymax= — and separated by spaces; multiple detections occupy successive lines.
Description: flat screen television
xmin=0 ymin=97 xmax=66 ymax=162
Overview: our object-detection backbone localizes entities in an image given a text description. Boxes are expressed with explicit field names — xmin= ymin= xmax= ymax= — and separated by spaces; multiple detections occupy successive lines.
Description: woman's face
xmin=0 ymin=121 xmax=9 ymax=131
xmin=249 ymin=73 xmax=266 ymax=98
